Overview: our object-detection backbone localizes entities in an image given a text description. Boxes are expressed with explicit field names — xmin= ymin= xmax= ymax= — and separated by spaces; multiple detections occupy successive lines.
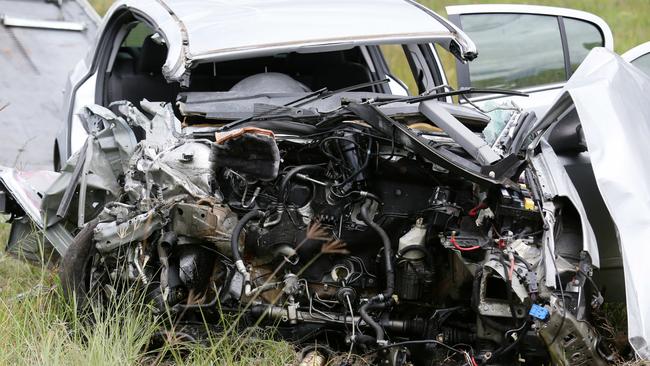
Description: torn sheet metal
xmin=0 ymin=169 xmax=74 ymax=254
xmin=543 ymin=47 xmax=650 ymax=359
xmin=41 ymin=105 xmax=136 ymax=228
xmin=530 ymin=140 xmax=600 ymax=287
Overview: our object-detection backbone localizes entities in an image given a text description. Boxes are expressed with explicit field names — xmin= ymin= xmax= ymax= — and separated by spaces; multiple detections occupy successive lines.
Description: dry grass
xmin=0 ymin=221 xmax=295 ymax=365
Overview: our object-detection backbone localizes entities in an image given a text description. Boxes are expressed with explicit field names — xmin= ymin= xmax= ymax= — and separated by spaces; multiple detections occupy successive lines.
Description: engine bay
xmin=51 ymin=98 xmax=611 ymax=366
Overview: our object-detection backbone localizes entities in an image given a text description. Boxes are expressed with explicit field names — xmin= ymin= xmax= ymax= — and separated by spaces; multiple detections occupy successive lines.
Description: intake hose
xmin=231 ymin=210 xmax=264 ymax=293
xmin=360 ymin=200 xmax=394 ymax=298
xmin=359 ymin=296 xmax=389 ymax=344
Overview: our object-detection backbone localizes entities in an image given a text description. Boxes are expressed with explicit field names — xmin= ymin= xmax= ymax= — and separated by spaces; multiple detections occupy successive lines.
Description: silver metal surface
xmin=419 ymin=100 xmax=500 ymax=165
xmin=1 ymin=15 xmax=86 ymax=31
xmin=622 ymin=41 xmax=650 ymax=63
xmin=550 ymin=48 xmax=650 ymax=359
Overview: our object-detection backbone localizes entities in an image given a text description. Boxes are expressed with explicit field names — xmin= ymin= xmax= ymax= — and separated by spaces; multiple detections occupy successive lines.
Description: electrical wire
xmin=504 ymin=319 xmax=529 ymax=341
xmin=498 ymin=253 xmax=520 ymax=324
xmin=450 ymin=235 xmax=481 ymax=252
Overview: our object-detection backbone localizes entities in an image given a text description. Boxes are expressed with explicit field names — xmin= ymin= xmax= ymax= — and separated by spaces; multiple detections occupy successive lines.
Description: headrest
xmin=230 ymin=72 xmax=312 ymax=93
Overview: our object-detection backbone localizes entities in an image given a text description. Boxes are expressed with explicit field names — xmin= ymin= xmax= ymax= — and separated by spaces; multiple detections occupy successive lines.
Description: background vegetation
xmin=1 ymin=0 xmax=648 ymax=365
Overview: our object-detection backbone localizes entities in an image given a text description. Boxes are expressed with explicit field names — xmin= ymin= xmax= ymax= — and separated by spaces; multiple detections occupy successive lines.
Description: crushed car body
xmin=0 ymin=0 xmax=648 ymax=365
xmin=543 ymin=48 xmax=650 ymax=359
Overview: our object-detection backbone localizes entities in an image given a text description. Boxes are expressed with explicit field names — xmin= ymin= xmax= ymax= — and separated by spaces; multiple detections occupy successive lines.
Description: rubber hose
xmin=231 ymin=209 xmax=263 ymax=263
xmin=359 ymin=300 xmax=387 ymax=343
xmin=360 ymin=200 xmax=394 ymax=297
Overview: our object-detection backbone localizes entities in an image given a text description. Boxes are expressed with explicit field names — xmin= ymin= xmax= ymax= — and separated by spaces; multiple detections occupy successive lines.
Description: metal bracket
xmin=1 ymin=15 xmax=86 ymax=32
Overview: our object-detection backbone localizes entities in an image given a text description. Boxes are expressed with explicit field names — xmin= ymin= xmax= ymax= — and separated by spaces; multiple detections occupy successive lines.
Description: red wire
xmin=468 ymin=202 xmax=488 ymax=217
xmin=471 ymin=356 xmax=479 ymax=366
xmin=450 ymin=235 xmax=481 ymax=251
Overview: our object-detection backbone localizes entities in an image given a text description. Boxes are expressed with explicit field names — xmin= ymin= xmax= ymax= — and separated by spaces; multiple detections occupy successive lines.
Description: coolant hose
xmin=359 ymin=299 xmax=388 ymax=344
xmin=360 ymin=200 xmax=394 ymax=298
xmin=231 ymin=209 xmax=263 ymax=273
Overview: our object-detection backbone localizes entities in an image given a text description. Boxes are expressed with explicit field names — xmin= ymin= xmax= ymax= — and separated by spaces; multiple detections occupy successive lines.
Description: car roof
xmin=164 ymin=0 xmax=460 ymax=57
xmin=110 ymin=0 xmax=476 ymax=82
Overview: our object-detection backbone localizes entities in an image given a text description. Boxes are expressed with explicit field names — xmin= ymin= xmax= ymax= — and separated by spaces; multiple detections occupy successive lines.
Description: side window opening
xmin=460 ymin=13 xmax=566 ymax=90
xmin=379 ymin=45 xmax=419 ymax=95
xmin=454 ymin=13 xmax=606 ymax=93
xmin=563 ymin=18 xmax=604 ymax=74
xmin=122 ymin=22 xmax=154 ymax=48
xmin=187 ymin=48 xmax=376 ymax=93
xmin=105 ymin=20 xmax=178 ymax=106
xmin=631 ymin=54 xmax=650 ymax=75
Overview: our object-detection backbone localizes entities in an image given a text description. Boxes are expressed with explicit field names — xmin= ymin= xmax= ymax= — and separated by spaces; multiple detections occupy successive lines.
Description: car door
xmin=446 ymin=5 xmax=613 ymax=118
xmin=622 ymin=41 xmax=650 ymax=76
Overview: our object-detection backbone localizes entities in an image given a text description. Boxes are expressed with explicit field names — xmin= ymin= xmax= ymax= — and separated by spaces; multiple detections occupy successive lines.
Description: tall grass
xmin=90 ymin=0 xmax=113 ymax=16
xmin=0 ymin=222 xmax=295 ymax=365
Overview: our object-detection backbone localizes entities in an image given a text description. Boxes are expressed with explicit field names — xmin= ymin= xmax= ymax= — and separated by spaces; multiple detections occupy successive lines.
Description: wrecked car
xmin=2 ymin=1 xmax=650 ymax=365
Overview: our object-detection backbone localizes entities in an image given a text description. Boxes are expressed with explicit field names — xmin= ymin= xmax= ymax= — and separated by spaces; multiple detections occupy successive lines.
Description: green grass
xmin=0 ymin=222 xmax=295 ymax=365
xmin=90 ymin=0 xmax=113 ymax=16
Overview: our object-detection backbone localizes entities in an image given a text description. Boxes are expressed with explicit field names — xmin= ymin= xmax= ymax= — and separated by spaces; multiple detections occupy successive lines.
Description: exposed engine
xmin=60 ymin=99 xmax=608 ymax=366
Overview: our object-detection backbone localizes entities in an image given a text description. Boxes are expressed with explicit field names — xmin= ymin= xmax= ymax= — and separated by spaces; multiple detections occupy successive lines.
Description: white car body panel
xmin=545 ymin=47 xmax=650 ymax=359
xmin=622 ymin=41 xmax=650 ymax=63
xmin=622 ymin=41 xmax=650 ymax=76
xmin=531 ymin=140 xmax=600 ymax=278
xmin=69 ymin=73 xmax=95 ymax=156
